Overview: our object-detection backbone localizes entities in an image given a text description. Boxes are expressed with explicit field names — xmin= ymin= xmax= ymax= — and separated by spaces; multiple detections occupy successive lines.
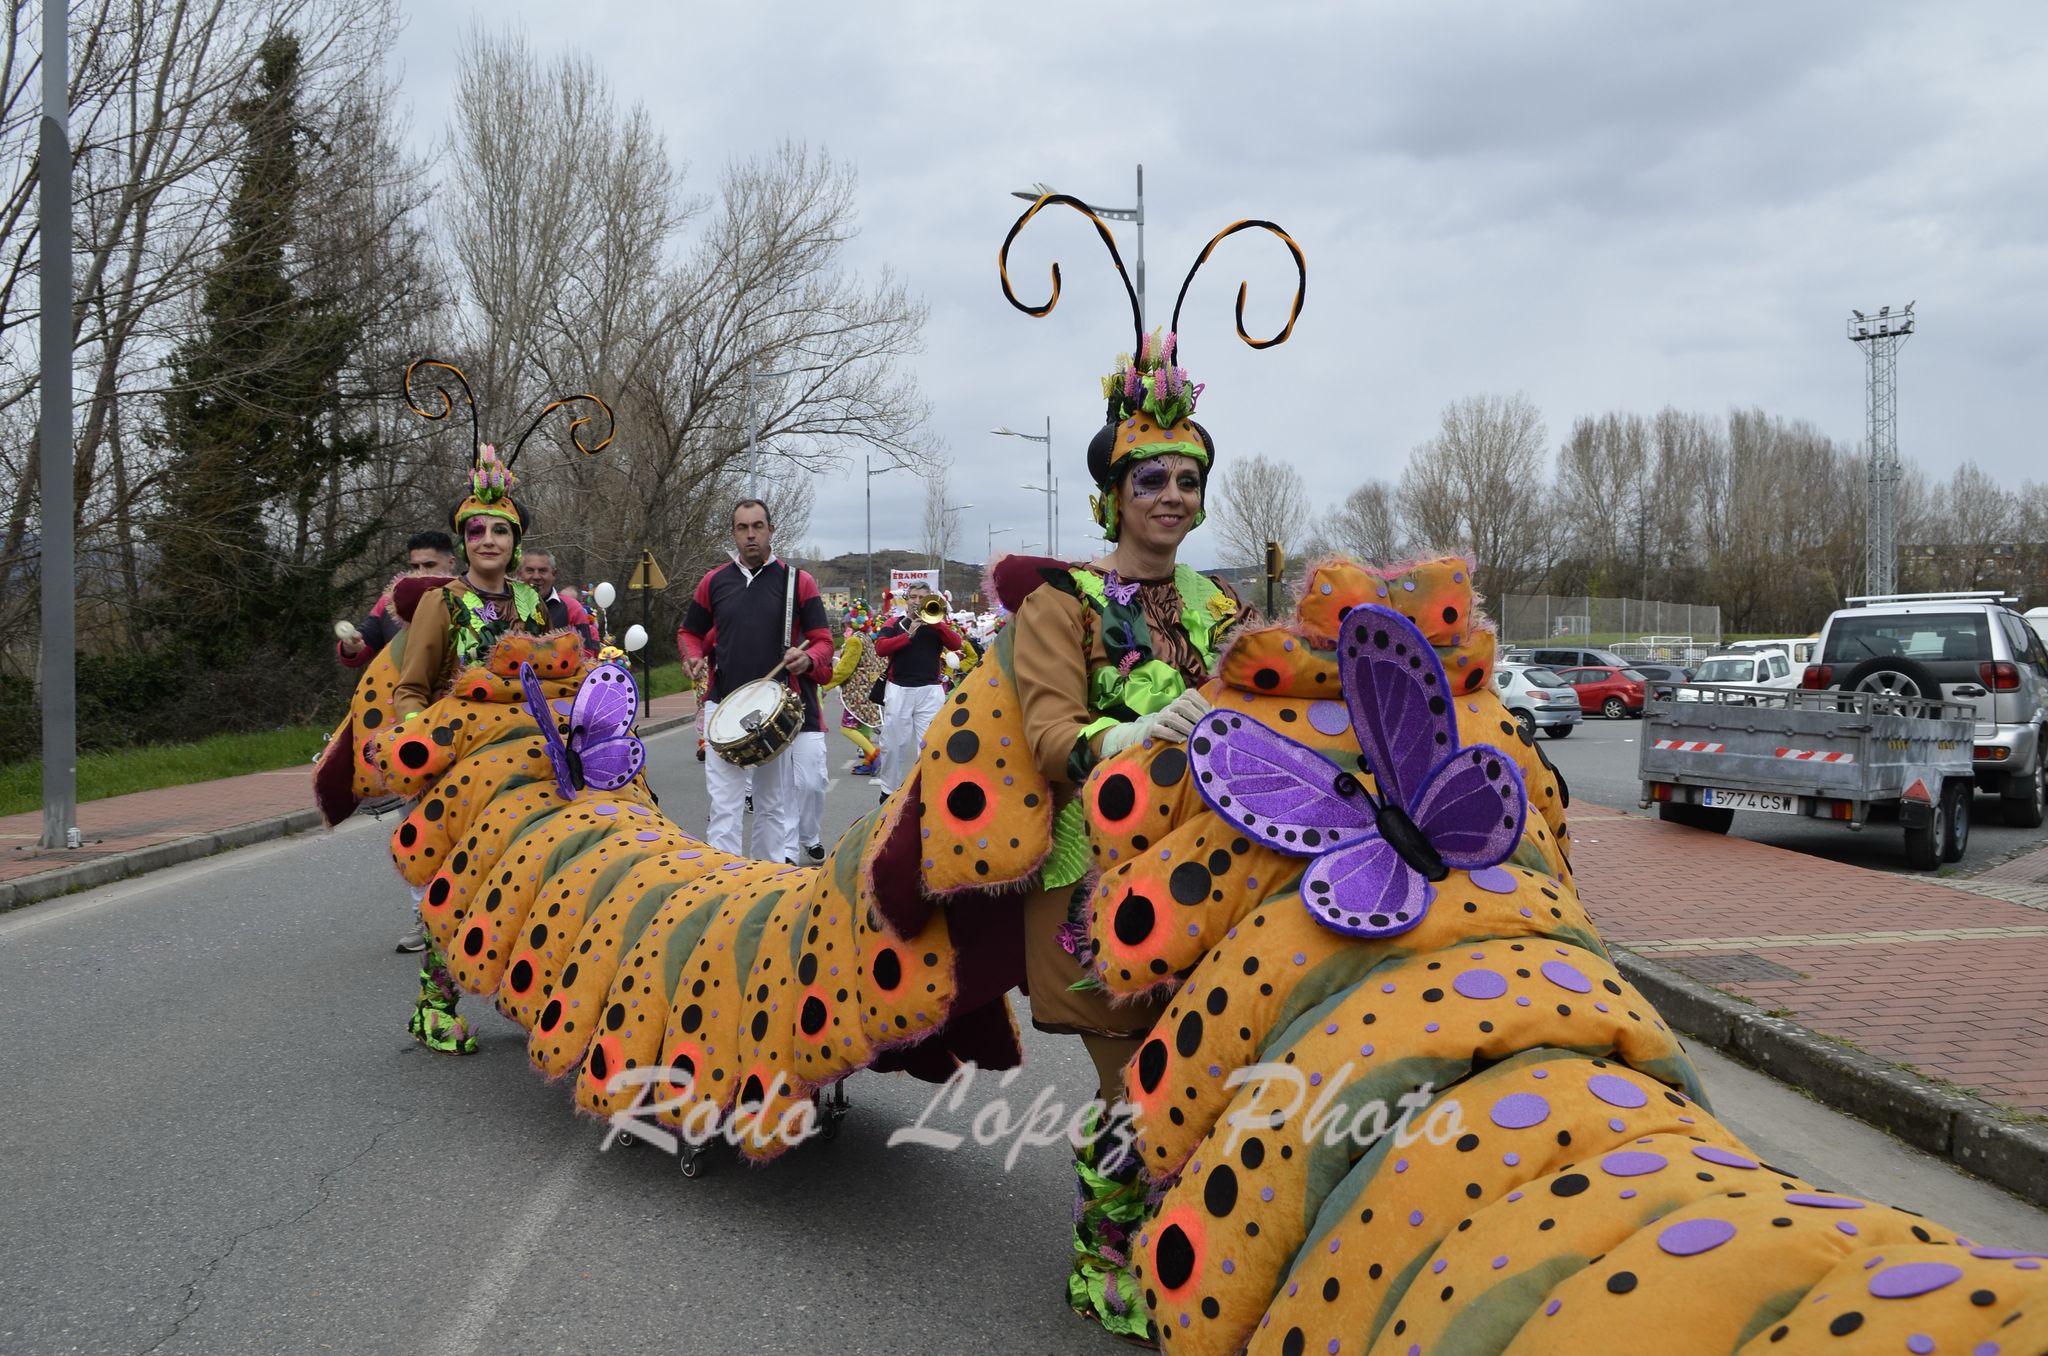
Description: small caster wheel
xmin=615 ymin=1130 xmax=637 ymax=1149
xmin=679 ymin=1145 xmax=708 ymax=1178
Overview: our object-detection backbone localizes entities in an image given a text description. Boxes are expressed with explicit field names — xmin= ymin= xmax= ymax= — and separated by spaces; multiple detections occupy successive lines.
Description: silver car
xmin=1803 ymin=591 xmax=2048 ymax=827
xmin=1493 ymin=663 xmax=1584 ymax=740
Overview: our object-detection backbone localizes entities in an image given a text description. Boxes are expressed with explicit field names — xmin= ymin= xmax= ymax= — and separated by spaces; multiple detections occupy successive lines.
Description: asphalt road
xmin=2 ymin=722 xmax=2043 ymax=1355
xmin=1537 ymin=712 xmax=2048 ymax=874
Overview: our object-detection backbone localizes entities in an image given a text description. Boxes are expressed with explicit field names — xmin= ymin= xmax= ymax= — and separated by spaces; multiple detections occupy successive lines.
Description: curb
xmin=1613 ymin=946 xmax=2048 ymax=1210
xmin=0 ymin=709 xmax=700 ymax=916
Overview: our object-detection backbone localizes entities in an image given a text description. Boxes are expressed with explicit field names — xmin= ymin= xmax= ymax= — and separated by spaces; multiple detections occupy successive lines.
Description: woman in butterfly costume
xmin=387 ymin=361 xmax=615 ymax=1055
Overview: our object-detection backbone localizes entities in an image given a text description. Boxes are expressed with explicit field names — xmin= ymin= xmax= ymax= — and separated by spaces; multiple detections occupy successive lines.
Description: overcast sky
xmin=393 ymin=1 xmax=2048 ymax=566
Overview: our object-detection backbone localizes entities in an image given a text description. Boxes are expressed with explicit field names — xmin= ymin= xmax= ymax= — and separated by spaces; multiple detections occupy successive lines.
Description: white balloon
xmin=593 ymin=581 xmax=617 ymax=609
xmin=623 ymin=623 xmax=648 ymax=652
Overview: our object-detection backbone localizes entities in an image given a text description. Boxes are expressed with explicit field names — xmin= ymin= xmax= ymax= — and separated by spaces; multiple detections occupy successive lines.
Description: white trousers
xmin=701 ymin=700 xmax=799 ymax=862
xmin=877 ymin=681 xmax=947 ymax=795
xmin=793 ymin=730 xmax=829 ymax=850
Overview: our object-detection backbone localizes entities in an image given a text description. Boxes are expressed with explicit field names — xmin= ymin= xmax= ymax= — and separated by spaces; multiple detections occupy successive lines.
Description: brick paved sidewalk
xmin=1569 ymin=800 xmax=2048 ymax=1113
xmin=0 ymin=691 xmax=699 ymax=888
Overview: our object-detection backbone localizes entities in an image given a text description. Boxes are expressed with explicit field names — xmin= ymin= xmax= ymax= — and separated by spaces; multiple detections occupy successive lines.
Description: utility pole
xmin=38 ymin=1 xmax=76 ymax=850
xmin=1849 ymin=303 xmax=1916 ymax=596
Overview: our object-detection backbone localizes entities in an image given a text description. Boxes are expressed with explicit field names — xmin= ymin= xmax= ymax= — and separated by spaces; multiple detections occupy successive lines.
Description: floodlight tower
xmin=1847 ymin=301 xmax=1915 ymax=596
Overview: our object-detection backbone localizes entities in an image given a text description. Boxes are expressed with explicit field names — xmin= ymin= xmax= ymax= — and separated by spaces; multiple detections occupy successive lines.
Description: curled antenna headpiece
xmin=403 ymin=359 xmax=480 ymax=454
xmin=509 ymin=393 xmax=616 ymax=470
xmin=1169 ymin=220 xmax=1307 ymax=354
xmin=997 ymin=193 xmax=1143 ymax=359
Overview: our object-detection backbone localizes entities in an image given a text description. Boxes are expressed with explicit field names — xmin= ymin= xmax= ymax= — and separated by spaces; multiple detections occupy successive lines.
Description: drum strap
xmin=781 ymin=563 xmax=798 ymax=673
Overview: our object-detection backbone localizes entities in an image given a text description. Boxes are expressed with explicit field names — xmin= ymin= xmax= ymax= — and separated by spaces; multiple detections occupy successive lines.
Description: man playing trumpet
xmin=871 ymin=583 xmax=963 ymax=798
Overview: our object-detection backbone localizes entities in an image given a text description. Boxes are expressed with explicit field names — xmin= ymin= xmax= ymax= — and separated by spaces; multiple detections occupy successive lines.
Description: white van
xmin=1677 ymin=650 xmax=1802 ymax=702
xmin=1727 ymin=637 xmax=1819 ymax=667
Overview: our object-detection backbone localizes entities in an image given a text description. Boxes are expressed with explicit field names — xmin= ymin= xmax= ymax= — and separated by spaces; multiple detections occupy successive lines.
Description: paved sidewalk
xmin=0 ymin=691 xmax=699 ymax=902
xmin=1569 ymin=801 xmax=2048 ymax=1113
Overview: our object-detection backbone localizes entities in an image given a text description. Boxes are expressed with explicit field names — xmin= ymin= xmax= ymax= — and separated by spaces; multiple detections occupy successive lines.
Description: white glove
xmin=1149 ymin=687 xmax=1212 ymax=743
xmin=1099 ymin=712 xmax=1163 ymax=757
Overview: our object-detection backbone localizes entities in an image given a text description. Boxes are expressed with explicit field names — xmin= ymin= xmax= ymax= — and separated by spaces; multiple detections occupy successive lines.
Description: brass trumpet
xmin=917 ymin=595 xmax=949 ymax=624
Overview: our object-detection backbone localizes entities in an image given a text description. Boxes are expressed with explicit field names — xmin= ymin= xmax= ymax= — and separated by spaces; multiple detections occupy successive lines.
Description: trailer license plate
xmin=1702 ymin=788 xmax=1796 ymax=814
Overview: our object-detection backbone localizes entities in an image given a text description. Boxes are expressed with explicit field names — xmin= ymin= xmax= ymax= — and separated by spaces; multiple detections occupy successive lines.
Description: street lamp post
xmin=987 ymin=524 xmax=1013 ymax=563
xmin=938 ymin=502 xmax=973 ymax=600
xmin=864 ymin=453 xmax=900 ymax=606
xmin=1013 ymin=165 xmax=1146 ymax=326
xmin=994 ymin=416 xmax=1054 ymax=556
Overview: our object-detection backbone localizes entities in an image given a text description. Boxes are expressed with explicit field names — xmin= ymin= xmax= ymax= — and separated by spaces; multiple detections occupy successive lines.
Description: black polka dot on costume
xmin=1154 ymin=1224 xmax=1196 ymax=1288
xmin=1551 ymin=1173 xmax=1589 ymax=1197
xmin=1204 ymin=1165 xmax=1238 ymax=1216
xmin=1099 ymin=774 xmax=1136 ymax=820
xmin=1607 ymin=1271 xmax=1637 ymax=1294
xmin=1828 ymin=1312 xmax=1862 ymax=1336
xmin=945 ymin=729 xmax=979 ymax=763
xmin=1150 ymin=746 xmax=1189 ymax=786
xmin=1175 ymin=1010 xmax=1204 ymax=1057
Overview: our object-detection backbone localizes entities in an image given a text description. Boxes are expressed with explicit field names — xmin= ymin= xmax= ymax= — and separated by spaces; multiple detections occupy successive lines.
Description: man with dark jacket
xmin=518 ymin=548 xmax=598 ymax=653
xmin=337 ymin=531 xmax=456 ymax=669
xmin=676 ymin=499 xmax=833 ymax=861
xmin=872 ymin=583 xmax=962 ymax=796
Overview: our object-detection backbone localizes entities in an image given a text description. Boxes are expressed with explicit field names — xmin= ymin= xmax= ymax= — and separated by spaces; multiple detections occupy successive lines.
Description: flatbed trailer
xmin=1636 ymin=684 xmax=1976 ymax=870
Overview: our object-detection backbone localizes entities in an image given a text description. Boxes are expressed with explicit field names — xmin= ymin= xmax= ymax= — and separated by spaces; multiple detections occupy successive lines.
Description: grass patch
xmin=0 ymin=725 xmax=334 ymax=816
xmin=642 ymin=660 xmax=691 ymax=701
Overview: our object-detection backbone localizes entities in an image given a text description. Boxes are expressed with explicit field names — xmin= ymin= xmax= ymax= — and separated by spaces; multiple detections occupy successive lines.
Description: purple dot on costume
xmin=1377 ymin=586 xmax=1388 ymax=598
xmin=1837 ymin=1221 xmax=1859 ymax=1236
xmin=1531 ymin=1069 xmax=1548 ymax=1079
xmin=1599 ymin=1150 xmax=1668 ymax=1177
xmin=1326 ymin=1022 xmax=1340 ymax=1035
xmin=636 ymin=830 xmax=661 ymax=842
xmin=1409 ymin=1210 xmax=1423 ymax=1226
xmin=1544 ymin=1300 xmax=1561 ymax=1317
xmin=1468 ymin=866 xmax=1518 ymax=894
xmin=1396 ymin=1158 xmax=1409 ymax=1173
xmin=1519 ymin=906 xmax=1533 ymax=918
xmin=1221 ymin=1259 xmax=1235 ymax=1275
xmin=1658 ymin=1219 xmax=1737 ymax=1256
xmin=1970 ymin=1248 xmax=2048 ymax=1260
xmin=1492 ymin=1255 xmax=1508 ymax=1270
xmin=1361 ymin=1044 xmax=1376 ymax=1057
xmin=1490 ymin=1092 xmax=1550 ymax=1129
xmin=1595 ymin=1002 xmax=1610 ymax=1013
xmin=1382 ymin=983 xmax=1397 ymax=993
xmin=1425 ymin=1022 xmax=1440 ymax=1033
xmin=1588 ymin=1075 xmax=1648 ymax=1109
xmin=1608 ymin=1118 xmax=1626 ymax=1132
xmin=1515 ymin=995 xmax=1532 ymax=1007
xmin=1432 ymin=1258 xmax=1446 ymax=1274
xmin=1261 ymin=1187 xmax=1274 ymax=1202
xmin=1294 ymin=952 xmax=1307 ymax=966
xmin=1309 ymin=1073 xmax=1322 ymax=1086
xmin=1620 ymin=1188 xmax=1638 ymax=1199
xmin=1328 ymin=1343 xmax=1340 ymax=1356
xmin=1540 ymin=959 xmax=1593 ymax=993
xmin=2017 ymin=1260 xmax=2042 ymax=1270
xmin=1503 ymin=1152 xmax=1520 ymax=1166
xmin=1869 ymin=1262 xmax=1964 ymax=1299
xmin=1453 ymin=968 xmax=1509 ymax=1000
xmin=1401 ymin=579 xmax=1416 ymax=592
xmin=1786 ymin=1193 xmax=1865 ymax=1210
xmin=1308 ymin=700 xmax=1350 ymax=735
xmin=593 ymin=804 xmax=618 ymax=816
xmin=1508 ymin=1190 xmax=1524 ymax=1202
xmin=1908 ymin=1337 xmax=1934 ymax=1356
xmin=1973 ymin=1345 xmax=2000 ymax=1356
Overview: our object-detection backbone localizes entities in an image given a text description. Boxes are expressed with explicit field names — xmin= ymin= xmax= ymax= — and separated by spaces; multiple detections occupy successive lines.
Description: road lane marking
xmin=426 ymin=1147 xmax=590 ymax=1356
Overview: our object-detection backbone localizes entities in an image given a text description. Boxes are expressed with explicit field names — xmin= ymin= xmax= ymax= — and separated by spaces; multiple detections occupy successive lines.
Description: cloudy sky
xmin=394 ymin=2 xmax=2048 ymax=566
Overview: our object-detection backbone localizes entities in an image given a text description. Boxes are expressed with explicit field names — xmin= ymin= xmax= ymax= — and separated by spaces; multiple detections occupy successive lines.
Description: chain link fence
xmin=1495 ymin=595 xmax=1724 ymax=664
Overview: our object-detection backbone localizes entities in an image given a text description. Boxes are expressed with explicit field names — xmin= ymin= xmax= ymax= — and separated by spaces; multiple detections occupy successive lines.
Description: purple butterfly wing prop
xmin=568 ymin=661 xmax=646 ymax=792
xmin=1302 ymin=837 xmax=1431 ymax=938
xmin=1411 ymin=745 xmax=1527 ymax=869
xmin=518 ymin=661 xmax=578 ymax=801
xmin=1338 ymin=604 xmax=1460 ymax=804
xmin=1188 ymin=710 xmax=1376 ymax=851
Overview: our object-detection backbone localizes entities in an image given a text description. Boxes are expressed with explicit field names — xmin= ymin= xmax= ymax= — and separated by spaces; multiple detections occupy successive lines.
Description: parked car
xmin=1629 ymin=662 xmax=1693 ymax=701
xmin=1492 ymin=663 xmax=1585 ymax=739
xmin=1726 ymin=636 xmax=1820 ymax=667
xmin=1522 ymin=645 xmax=1633 ymax=671
xmin=1800 ymin=590 xmax=2048 ymax=827
xmin=1554 ymin=665 xmax=1649 ymax=719
xmin=1674 ymin=650 xmax=1800 ymax=702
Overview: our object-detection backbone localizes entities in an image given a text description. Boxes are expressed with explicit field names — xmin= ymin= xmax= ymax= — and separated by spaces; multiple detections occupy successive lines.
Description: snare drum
xmin=707 ymin=677 xmax=804 ymax=767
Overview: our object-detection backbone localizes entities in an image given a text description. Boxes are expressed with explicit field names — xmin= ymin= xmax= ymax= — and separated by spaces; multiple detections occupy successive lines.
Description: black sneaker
xmin=804 ymin=843 xmax=825 ymax=864
xmin=745 ymin=796 xmax=754 ymax=814
xmin=395 ymin=926 xmax=428 ymax=954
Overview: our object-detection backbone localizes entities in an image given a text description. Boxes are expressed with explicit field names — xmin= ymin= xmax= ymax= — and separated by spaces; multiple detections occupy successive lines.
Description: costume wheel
xmin=679 ymin=1144 xmax=710 ymax=1178
xmin=816 ymin=1081 xmax=852 ymax=1142
xmin=615 ymin=1130 xmax=637 ymax=1149
xmin=1941 ymin=779 xmax=1971 ymax=863
xmin=1601 ymin=697 xmax=1627 ymax=720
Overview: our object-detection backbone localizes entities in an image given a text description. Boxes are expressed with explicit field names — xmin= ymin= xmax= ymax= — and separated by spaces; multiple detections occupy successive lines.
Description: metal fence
xmin=1494 ymin=594 xmax=1723 ymax=663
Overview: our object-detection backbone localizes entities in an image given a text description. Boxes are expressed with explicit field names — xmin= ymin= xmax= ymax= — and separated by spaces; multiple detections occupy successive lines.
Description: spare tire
xmin=1835 ymin=655 xmax=1945 ymax=717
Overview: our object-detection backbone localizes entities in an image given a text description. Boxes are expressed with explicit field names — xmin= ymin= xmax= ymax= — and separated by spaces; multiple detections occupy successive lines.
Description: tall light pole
xmin=864 ymin=453 xmax=899 ymax=606
xmin=987 ymin=524 xmax=1013 ymax=563
xmin=938 ymin=502 xmax=973 ymax=600
xmin=1013 ymin=165 xmax=1146 ymax=326
xmin=746 ymin=362 xmax=825 ymax=496
xmin=995 ymin=417 xmax=1053 ymax=555
xmin=1849 ymin=303 xmax=1915 ymax=597
xmin=38 ymin=0 xmax=75 ymax=850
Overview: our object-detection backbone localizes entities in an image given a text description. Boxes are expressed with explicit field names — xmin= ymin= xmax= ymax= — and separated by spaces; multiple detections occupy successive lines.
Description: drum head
xmin=708 ymin=679 xmax=784 ymax=745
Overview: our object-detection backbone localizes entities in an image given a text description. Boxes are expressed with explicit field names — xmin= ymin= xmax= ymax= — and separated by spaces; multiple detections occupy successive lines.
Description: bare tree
xmin=1325 ymin=479 xmax=1404 ymax=564
xmin=1397 ymin=393 xmax=1552 ymax=597
xmin=1210 ymin=453 xmax=1310 ymax=570
xmin=922 ymin=465 xmax=959 ymax=571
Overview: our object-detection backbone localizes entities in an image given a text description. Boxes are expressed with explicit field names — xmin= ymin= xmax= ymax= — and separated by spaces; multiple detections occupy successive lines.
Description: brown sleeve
xmin=1011 ymin=585 xmax=1103 ymax=789
xmin=394 ymin=587 xmax=452 ymax=717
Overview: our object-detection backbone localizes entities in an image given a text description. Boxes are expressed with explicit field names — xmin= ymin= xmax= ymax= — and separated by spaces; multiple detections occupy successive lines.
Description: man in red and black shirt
xmin=676 ymin=499 xmax=833 ymax=862
xmin=872 ymin=582 xmax=963 ymax=796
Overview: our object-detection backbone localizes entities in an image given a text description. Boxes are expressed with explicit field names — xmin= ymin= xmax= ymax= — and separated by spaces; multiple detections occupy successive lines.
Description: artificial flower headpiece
xmin=997 ymin=196 xmax=1306 ymax=540
xmin=403 ymin=358 xmax=616 ymax=544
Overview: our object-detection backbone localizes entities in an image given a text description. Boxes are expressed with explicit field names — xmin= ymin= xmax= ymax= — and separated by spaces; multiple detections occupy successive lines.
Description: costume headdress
xmin=402 ymin=358 xmax=617 ymax=550
xmin=998 ymin=197 xmax=1305 ymax=540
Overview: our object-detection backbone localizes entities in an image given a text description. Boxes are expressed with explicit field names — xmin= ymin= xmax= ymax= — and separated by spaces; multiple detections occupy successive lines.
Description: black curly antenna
xmin=998 ymin=193 xmax=1143 ymax=358
xmin=1169 ymin=220 xmax=1308 ymax=358
xmin=508 ymin=393 xmax=616 ymax=471
xmin=402 ymin=358 xmax=481 ymax=455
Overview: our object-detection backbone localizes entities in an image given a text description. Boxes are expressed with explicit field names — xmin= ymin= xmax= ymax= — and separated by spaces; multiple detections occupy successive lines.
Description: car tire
xmin=2002 ymin=742 xmax=2046 ymax=829
xmin=1601 ymin=697 xmax=1627 ymax=720
xmin=1514 ymin=709 xmax=1536 ymax=740
xmin=1941 ymin=779 xmax=1971 ymax=863
xmin=1544 ymin=725 xmax=1573 ymax=740
xmin=1834 ymin=655 xmax=1945 ymax=717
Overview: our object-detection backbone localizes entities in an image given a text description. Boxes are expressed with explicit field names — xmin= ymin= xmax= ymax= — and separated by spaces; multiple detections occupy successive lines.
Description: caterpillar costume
xmin=311 ymin=211 xmax=2046 ymax=1354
